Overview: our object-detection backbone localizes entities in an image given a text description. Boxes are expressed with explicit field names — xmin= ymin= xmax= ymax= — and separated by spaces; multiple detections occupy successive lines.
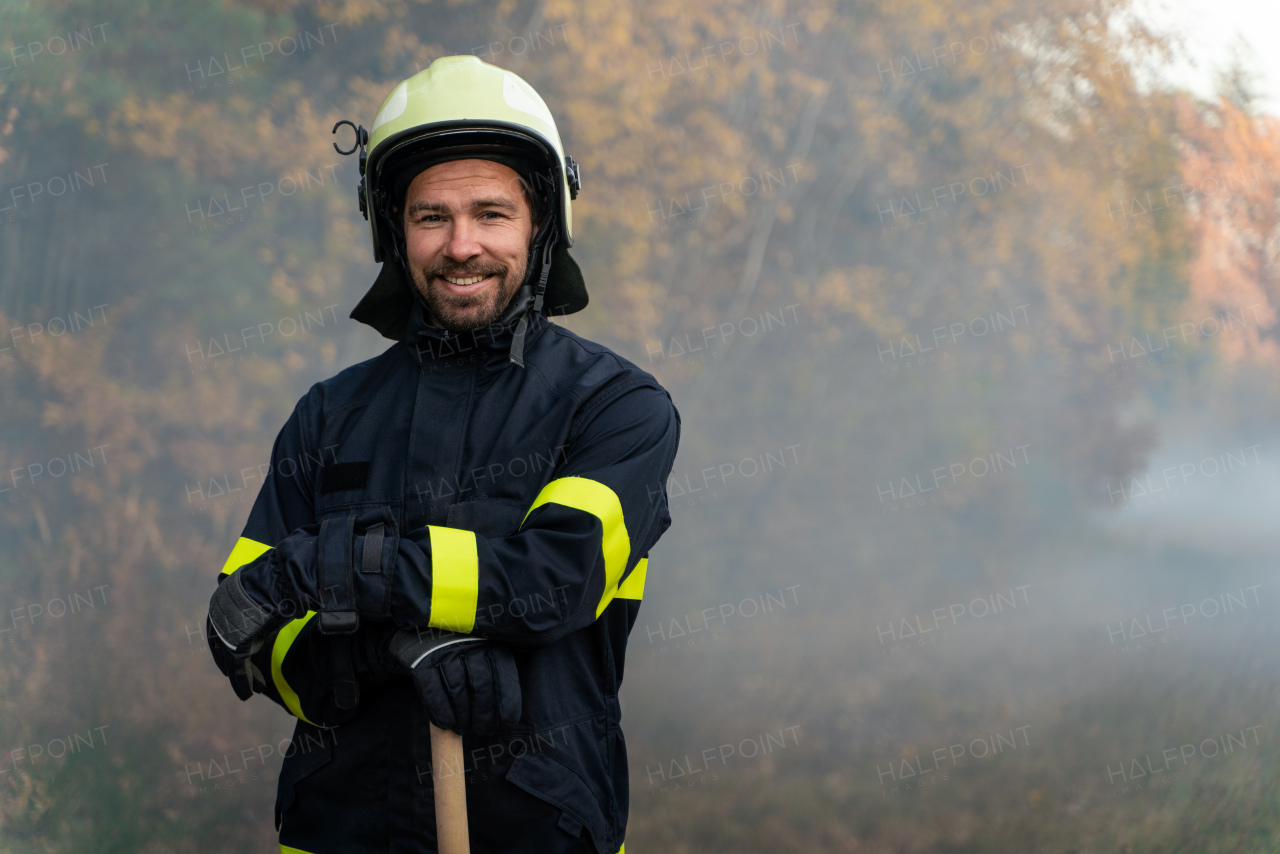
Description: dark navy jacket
xmin=211 ymin=299 xmax=679 ymax=854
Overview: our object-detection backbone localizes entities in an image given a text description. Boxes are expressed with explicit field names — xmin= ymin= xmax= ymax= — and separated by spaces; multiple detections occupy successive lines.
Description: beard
xmin=408 ymin=252 xmax=530 ymax=333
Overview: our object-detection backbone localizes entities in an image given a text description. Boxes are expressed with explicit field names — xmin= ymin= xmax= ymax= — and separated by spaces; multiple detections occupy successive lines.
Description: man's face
xmin=401 ymin=158 xmax=538 ymax=332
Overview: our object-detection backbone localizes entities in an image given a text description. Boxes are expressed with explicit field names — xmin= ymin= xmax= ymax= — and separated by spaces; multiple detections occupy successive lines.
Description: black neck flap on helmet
xmin=336 ymin=122 xmax=587 ymax=367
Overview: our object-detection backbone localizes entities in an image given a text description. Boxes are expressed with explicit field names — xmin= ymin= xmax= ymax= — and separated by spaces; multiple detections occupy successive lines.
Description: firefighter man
xmin=207 ymin=55 xmax=680 ymax=854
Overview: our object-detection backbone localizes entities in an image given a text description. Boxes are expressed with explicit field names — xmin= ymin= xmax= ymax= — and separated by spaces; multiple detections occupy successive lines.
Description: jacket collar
xmin=403 ymin=293 xmax=549 ymax=366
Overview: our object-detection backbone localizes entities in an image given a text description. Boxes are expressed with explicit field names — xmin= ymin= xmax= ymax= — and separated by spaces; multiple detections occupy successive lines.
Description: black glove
xmin=206 ymin=617 xmax=265 ymax=700
xmin=388 ymin=628 xmax=522 ymax=735
xmin=207 ymin=508 xmax=400 ymax=656
xmin=207 ymin=570 xmax=284 ymax=655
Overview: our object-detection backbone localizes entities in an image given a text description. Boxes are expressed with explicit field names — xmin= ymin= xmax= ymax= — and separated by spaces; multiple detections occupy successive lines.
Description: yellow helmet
xmin=338 ymin=55 xmax=586 ymax=343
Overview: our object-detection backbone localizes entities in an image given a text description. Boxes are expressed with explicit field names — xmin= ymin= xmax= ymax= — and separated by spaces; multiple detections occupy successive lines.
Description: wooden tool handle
xmin=430 ymin=723 xmax=470 ymax=854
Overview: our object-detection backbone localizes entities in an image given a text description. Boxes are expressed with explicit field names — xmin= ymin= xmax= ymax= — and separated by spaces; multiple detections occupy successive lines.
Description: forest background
xmin=2 ymin=0 xmax=1280 ymax=850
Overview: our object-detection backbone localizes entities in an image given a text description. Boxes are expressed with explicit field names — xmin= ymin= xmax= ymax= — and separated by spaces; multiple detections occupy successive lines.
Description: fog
xmin=3 ymin=0 xmax=1280 ymax=851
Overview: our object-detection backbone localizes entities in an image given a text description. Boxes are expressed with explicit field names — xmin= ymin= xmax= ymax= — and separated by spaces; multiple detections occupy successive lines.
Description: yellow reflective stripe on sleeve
xmin=271 ymin=612 xmax=318 ymax=726
xmin=616 ymin=557 xmax=647 ymax=601
xmin=280 ymin=846 xmax=316 ymax=854
xmin=427 ymin=526 xmax=479 ymax=633
xmin=523 ymin=477 xmax=631 ymax=618
xmin=220 ymin=536 xmax=273 ymax=575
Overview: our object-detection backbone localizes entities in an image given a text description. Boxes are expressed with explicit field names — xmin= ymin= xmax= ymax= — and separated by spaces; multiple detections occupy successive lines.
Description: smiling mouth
xmin=437 ymin=273 xmax=495 ymax=295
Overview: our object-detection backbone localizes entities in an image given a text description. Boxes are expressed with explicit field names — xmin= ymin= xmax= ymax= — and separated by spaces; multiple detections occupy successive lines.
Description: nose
xmin=443 ymin=217 xmax=482 ymax=263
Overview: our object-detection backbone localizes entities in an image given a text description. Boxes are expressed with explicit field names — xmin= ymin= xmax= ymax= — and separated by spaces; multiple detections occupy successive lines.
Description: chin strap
xmin=508 ymin=222 xmax=557 ymax=368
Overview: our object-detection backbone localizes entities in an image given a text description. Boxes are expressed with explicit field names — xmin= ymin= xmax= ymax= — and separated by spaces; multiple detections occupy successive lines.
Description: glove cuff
xmin=207 ymin=616 xmax=254 ymax=700
xmin=388 ymin=628 xmax=482 ymax=670
xmin=209 ymin=571 xmax=274 ymax=653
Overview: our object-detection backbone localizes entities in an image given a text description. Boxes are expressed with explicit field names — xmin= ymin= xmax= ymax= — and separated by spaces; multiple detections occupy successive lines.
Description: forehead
xmin=404 ymin=159 xmax=526 ymax=207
